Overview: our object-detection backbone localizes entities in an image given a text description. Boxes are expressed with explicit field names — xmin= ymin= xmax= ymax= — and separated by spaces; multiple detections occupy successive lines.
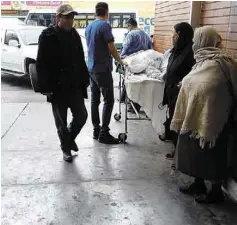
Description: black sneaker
xmin=63 ymin=151 xmax=73 ymax=162
xmin=93 ymin=127 xmax=101 ymax=140
xmin=159 ymin=133 xmax=172 ymax=142
xmin=99 ymin=132 xmax=120 ymax=144
xmin=166 ymin=151 xmax=175 ymax=160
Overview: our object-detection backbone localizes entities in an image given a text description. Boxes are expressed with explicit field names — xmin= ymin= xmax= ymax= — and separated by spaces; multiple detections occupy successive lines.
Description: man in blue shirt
xmin=85 ymin=2 xmax=125 ymax=144
xmin=120 ymin=18 xmax=152 ymax=113
xmin=120 ymin=18 xmax=152 ymax=58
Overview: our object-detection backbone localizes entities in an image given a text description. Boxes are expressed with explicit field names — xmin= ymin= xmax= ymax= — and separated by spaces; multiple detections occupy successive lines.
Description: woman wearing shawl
xmin=159 ymin=22 xmax=195 ymax=159
xmin=171 ymin=26 xmax=237 ymax=204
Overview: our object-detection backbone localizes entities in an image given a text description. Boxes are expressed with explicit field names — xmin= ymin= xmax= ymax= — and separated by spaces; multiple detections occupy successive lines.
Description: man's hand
xmin=107 ymin=42 xmax=128 ymax=67
xmin=108 ymin=42 xmax=123 ymax=64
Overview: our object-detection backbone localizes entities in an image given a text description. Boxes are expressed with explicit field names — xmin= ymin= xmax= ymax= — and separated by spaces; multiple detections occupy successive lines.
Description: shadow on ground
xmin=1 ymin=74 xmax=32 ymax=90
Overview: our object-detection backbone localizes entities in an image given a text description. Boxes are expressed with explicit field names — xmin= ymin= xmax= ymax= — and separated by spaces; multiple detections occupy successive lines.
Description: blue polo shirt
xmin=85 ymin=20 xmax=114 ymax=73
xmin=120 ymin=29 xmax=152 ymax=58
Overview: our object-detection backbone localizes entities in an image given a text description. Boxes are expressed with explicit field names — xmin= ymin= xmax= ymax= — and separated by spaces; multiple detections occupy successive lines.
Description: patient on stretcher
xmin=118 ymin=48 xmax=171 ymax=115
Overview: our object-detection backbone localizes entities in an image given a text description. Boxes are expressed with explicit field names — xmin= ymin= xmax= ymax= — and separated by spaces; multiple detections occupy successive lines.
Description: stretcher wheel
xmin=118 ymin=133 xmax=127 ymax=142
xmin=114 ymin=113 xmax=121 ymax=121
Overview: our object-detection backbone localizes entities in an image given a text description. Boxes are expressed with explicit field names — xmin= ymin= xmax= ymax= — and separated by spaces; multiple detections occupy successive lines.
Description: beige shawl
xmin=171 ymin=27 xmax=237 ymax=148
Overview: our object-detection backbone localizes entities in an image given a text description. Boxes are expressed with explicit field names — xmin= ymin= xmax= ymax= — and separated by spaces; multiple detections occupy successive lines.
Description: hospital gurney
xmin=114 ymin=63 xmax=166 ymax=143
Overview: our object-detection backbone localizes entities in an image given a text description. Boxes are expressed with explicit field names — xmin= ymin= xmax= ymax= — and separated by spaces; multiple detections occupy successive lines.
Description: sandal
xmin=171 ymin=163 xmax=176 ymax=170
xmin=166 ymin=151 xmax=175 ymax=159
xmin=159 ymin=133 xmax=172 ymax=142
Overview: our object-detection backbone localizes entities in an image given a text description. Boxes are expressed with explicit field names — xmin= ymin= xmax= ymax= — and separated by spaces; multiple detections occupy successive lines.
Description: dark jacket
xmin=162 ymin=23 xmax=195 ymax=107
xmin=36 ymin=26 xmax=89 ymax=100
xmin=162 ymin=44 xmax=195 ymax=106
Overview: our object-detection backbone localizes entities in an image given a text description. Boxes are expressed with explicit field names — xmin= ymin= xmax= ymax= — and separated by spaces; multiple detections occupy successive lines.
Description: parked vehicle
xmin=1 ymin=25 xmax=45 ymax=90
xmin=24 ymin=8 xmax=137 ymax=51
xmin=1 ymin=16 xmax=26 ymax=22
xmin=1 ymin=17 xmax=26 ymax=26
xmin=1 ymin=24 xmax=88 ymax=91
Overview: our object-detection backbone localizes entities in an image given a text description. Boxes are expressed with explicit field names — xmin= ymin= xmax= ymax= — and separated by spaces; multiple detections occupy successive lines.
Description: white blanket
xmin=122 ymin=49 xmax=171 ymax=134
xmin=123 ymin=50 xmax=164 ymax=78
xmin=125 ymin=75 xmax=166 ymax=134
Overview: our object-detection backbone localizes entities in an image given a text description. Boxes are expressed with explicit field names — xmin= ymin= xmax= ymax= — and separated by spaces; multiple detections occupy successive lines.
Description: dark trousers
xmin=51 ymin=90 xmax=87 ymax=151
xmin=163 ymin=102 xmax=178 ymax=148
xmin=90 ymin=75 xmax=114 ymax=134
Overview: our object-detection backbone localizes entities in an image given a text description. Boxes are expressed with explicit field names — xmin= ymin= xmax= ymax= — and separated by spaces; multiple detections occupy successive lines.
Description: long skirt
xmin=175 ymin=126 xmax=229 ymax=181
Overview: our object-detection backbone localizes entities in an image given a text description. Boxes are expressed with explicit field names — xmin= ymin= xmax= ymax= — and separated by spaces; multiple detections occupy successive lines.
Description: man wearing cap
xmin=120 ymin=18 xmax=152 ymax=58
xmin=36 ymin=5 xmax=89 ymax=162
xmin=85 ymin=2 xmax=125 ymax=144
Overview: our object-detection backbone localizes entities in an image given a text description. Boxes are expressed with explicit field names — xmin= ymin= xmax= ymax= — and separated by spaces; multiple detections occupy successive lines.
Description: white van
xmin=24 ymin=8 xmax=137 ymax=50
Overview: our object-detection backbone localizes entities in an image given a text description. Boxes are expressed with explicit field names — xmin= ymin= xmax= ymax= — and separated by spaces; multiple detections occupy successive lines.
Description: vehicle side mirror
xmin=9 ymin=39 xmax=20 ymax=48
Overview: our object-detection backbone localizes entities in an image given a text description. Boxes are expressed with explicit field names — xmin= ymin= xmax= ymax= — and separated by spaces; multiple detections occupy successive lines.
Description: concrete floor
xmin=1 ymin=74 xmax=237 ymax=225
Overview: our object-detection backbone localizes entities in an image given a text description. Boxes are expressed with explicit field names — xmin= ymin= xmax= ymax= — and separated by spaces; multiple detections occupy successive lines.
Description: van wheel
xmin=29 ymin=63 xmax=40 ymax=92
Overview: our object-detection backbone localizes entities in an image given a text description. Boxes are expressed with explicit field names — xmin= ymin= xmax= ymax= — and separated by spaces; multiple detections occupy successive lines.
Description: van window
xmin=74 ymin=13 xmax=95 ymax=28
xmin=110 ymin=15 xmax=121 ymax=28
xmin=109 ymin=13 xmax=136 ymax=28
xmin=26 ymin=13 xmax=56 ymax=27
xmin=73 ymin=13 xmax=136 ymax=29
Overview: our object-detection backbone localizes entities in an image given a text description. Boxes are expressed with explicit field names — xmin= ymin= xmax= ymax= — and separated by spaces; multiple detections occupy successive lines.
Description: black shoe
xmin=166 ymin=151 xmax=175 ymax=160
xmin=180 ymin=180 xmax=207 ymax=196
xmin=171 ymin=163 xmax=176 ymax=170
xmin=67 ymin=127 xmax=79 ymax=152
xmin=159 ymin=134 xmax=172 ymax=142
xmin=63 ymin=151 xmax=73 ymax=162
xmin=70 ymin=141 xmax=79 ymax=152
xmin=99 ymin=133 xmax=120 ymax=144
xmin=93 ymin=127 xmax=101 ymax=140
xmin=195 ymin=190 xmax=225 ymax=204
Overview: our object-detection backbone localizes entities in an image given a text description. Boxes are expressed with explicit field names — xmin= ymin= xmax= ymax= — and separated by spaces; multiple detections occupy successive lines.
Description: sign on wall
xmin=139 ymin=17 xmax=155 ymax=35
xmin=25 ymin=1 xmax=62 ymax=6
xmin=1 ymin=1 xmax=62 ymax=9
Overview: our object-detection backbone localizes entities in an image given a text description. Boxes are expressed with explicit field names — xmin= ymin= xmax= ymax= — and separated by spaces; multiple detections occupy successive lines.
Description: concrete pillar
xmin=189 ymin=1 xmax=202 ymax=29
